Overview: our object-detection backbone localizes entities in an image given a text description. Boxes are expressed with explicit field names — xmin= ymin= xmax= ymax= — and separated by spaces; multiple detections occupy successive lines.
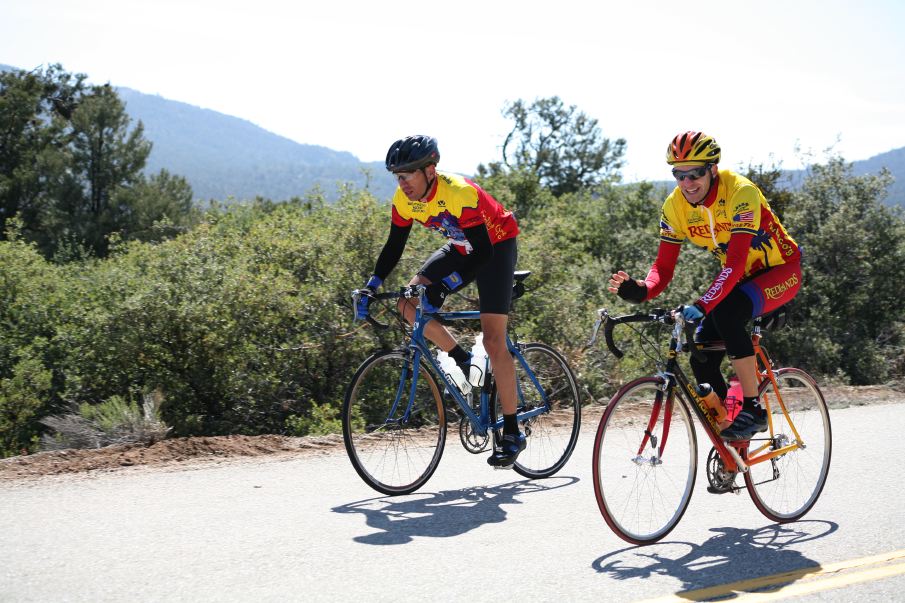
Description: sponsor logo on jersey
xmin=767 ymin=221 xmax=799 ymax=257
xmin=425 ymin=211 xmax=465 ymax=241
xmin=700 ymin=267 xmax=733 ymax=303
xmin=765 ymin=273 xmax=800 ymax=299
xmin=689 ymin=222 xmax=731 ymax=239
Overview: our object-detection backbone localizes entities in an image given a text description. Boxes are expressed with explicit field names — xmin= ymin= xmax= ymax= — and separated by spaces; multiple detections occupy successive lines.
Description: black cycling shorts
xmin=418 ymin=237 xmax=518 ymax=315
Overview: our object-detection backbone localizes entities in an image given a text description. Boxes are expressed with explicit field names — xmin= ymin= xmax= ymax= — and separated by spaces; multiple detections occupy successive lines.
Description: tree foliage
xmin=779 ymin=157 xmax=905 ymax=383
xmin=0 ymin=65 xmax=196 ymax=260
xmin=0 ymin=65 xmax=87 ymax=239
xmin=499 ymin=96 xmax=626 ymax=196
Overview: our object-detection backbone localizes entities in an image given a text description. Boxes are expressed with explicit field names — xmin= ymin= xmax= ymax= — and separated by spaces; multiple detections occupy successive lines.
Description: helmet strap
xmin=419 ymin=167 xmax=436 ymax=200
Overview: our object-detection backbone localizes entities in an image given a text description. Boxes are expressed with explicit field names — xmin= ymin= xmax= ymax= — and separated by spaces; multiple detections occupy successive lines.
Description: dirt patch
xmin=0 ymin=433 xmax=346 ymax=481
xmin=1 ymin=385 xmax=901 ymax=482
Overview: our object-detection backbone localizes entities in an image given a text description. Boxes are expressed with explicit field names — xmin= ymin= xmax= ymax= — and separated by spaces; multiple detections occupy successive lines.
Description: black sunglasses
xmin=672 ymin=165 xmax=710 ymax=182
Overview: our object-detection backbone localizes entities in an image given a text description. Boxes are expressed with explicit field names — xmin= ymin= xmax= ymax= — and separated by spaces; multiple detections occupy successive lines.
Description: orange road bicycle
xmin=586 ymin=307 xmax=832 ymax=545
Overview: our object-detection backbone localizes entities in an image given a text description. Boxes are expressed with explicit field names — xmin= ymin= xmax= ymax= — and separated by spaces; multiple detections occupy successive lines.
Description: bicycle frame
xmin=594 ymin=309 xmax=808 ymax=475
xmin=377 ymin=287 xmax=551 ymax=438
xmin=651 ymin=323 xmax=749 ymax=474
xmin=747 ymin=335 xmax=808 ymax=466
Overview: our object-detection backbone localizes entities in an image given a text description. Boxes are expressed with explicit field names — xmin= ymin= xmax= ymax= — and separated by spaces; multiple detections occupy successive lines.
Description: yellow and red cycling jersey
xmin=658 ymin=169 xmax=800 ymax=276
xmin=391 ymin=171 xmax=519 ymax=254
xmin=643 ymin=169 xmax=802 ymax=313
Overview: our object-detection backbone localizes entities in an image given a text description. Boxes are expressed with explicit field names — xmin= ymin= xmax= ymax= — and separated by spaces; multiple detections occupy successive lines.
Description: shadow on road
xmin=333 ymin=475 xmax=579 ymax=545
xmin=591 ymin=520 xmax=838 ymax=593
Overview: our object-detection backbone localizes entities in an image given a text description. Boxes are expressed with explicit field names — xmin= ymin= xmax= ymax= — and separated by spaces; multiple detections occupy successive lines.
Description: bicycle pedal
xmin=492 ymin=463 xmax=515 ymax=471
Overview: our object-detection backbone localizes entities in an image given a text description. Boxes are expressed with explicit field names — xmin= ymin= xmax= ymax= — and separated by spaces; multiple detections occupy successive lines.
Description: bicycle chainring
xmin=459 ymin=418 xmax=490 ymax=453
xmin=706 ymin=446 xmax=739 ymax=494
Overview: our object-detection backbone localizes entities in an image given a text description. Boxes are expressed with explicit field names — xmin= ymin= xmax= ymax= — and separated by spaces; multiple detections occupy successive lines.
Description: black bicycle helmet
xmin=385 ymin=135 xmax=440 ymax=172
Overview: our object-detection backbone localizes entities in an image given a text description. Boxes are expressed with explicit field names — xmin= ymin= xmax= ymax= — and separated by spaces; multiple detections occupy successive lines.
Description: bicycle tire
xmin=342 ymin=350 xmax=447 ymax=495
xmin=744 ymin=367 xmax=832 ymax=522
xmin=506 ymin=343 xmax=581 ymax=479
xmin=592 ymin=377 xmax=698 ymax=545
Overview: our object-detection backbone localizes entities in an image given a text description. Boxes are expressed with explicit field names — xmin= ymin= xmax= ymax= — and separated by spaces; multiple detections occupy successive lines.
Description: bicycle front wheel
xmin=593 ymin=377 xmax=697 ymax=545
xmin=509 ymin=343 xmax=581 ymax=479
xmin=342 ymin=350 xmax=447 ymax=496
xmin=745 ymin=367 xmax=832 ymax=522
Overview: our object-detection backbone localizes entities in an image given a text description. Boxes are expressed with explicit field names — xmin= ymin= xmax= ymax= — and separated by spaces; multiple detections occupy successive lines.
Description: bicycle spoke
xmin=508 ymin=343 xmax=581 ymax=478
xmin=343 ymin=351 xmax=446 ymax=495
xmin=745 ymin=367 xmax=831 ymax=521
xmin=593 ymin=378 xmax=697 ymax=544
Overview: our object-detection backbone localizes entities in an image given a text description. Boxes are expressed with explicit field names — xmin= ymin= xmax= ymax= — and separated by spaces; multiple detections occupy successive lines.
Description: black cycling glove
xmin=617 ymin=278 xmax=647 ymax=304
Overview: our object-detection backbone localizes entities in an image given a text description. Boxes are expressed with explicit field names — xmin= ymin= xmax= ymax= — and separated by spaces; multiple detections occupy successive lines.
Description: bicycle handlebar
xmin=587 ymin=307 xmax=706 ymax=362
xmin=352 ymin=285 xmax=428 ymax=330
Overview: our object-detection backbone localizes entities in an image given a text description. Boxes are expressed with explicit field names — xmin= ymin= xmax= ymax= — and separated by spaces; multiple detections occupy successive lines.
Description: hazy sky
xmin=4 ymin=0 xmax=905 ymax=182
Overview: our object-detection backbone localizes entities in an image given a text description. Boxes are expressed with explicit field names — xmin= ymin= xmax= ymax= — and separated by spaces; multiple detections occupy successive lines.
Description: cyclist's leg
xmin=733 ymin=262 xmax=803 ymax=390
xmin=720 ymin=262 xmax=803 ymax=439
xmin=691 ymin=317 xmax=729 ymax=400
xmin=399 ymin=244 xmax=473 ymax=351
xmin=399 ymin=273 xmax=457 ymax=349
xmin=473 ymin=239 xmax=522 ymax=466
xmin=710 ymin=293 xmax=757 ymax=397
xmin=708 ymin=291 xmax=763 ymax=437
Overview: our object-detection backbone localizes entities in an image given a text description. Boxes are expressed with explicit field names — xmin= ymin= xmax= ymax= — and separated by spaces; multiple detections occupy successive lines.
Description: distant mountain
xmin=851 ymin=146 xmax=905 ymax=206
xmin=116 ymin=88 xmax=396 ymax=202
xmin=1 ymin=64 xmax=394 ymax=202
xmin=2 ymin=63 xmax=903 ymax=206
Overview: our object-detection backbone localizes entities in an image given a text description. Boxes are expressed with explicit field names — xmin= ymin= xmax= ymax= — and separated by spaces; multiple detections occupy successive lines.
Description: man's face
xmin=672 ymin=163 xmax=715 ymax=205
xmin=394 ymin=165 xmax=435 ymax=200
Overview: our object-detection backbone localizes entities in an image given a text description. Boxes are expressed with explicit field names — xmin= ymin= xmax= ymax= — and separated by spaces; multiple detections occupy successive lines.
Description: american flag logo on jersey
xmin=733 ymin=210 xmax=754 ymax=222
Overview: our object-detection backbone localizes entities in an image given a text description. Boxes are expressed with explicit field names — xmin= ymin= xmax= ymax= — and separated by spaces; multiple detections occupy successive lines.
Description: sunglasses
xmin=393 ymin=171 xmax=418 ymax=183
xmin=672 ymin=166 xmax=710 ymax=182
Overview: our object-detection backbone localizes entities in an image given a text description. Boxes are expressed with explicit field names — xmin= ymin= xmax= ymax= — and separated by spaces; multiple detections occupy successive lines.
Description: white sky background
xmin=3 ymin=0 xmax=905 ymax=182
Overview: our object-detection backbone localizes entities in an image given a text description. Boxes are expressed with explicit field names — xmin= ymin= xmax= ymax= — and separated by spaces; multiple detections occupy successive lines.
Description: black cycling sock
xmin=449 ymin=345 xmax=470 ymax=364
xmin=503 ymin=413 xmax=518 ymax=436
xmin=743 ymin=396 xmax=761 ymax=412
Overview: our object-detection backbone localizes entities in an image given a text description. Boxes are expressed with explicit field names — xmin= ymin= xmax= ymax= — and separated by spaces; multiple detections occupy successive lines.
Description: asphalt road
xmin=2 ymin=402 xmax=905 ymax=602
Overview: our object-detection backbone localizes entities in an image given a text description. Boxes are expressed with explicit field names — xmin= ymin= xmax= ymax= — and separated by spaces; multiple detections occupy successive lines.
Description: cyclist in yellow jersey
xmin=608 ymin=131 xmax=803 ymax=440
xmin=355 ymin=135 xmax=525 ymax=467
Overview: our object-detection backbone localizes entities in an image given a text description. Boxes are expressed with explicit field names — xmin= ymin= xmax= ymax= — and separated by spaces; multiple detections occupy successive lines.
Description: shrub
xmin=285 ymin=402 xmax=344 ymax=437
xmin=40 ymin=391 xmax=170 ymax=450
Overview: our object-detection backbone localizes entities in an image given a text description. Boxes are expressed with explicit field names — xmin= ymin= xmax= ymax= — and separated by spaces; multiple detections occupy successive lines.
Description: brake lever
xmin=585 ymin=308 xmax=606 ymax=349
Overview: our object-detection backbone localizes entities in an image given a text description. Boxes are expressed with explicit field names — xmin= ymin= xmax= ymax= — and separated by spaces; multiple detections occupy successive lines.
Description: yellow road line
xmin=734 ymin=561 xmax=905 ymax=601
xmin=637 ymin=549 xmax=905 ymax=602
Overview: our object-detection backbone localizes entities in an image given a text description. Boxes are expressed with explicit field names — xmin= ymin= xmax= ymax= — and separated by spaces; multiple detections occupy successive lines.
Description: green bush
xmin=285 ymin=402 xmax=344 ymax=437
xmin=0 ymin=156 xmax=902 ymax=452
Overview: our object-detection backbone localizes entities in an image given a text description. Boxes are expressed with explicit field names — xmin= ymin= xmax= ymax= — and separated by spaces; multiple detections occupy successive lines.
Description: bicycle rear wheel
xmin=593 ymin=377 xmax=697 ymax=545
xmin=342 ymin=350 xmax=447 ymax=495
xmin=745 ymin=367 xmax=831 ymax=522
xmin=509 ymin=343 xmax=581 ymax=478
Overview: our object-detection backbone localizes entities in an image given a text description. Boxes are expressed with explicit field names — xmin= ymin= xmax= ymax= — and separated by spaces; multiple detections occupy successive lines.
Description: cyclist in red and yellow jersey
xmin=609 ymin=131 xmax=803 ymax=440
xmin=355 ymin=135 xmax=525 ymax=467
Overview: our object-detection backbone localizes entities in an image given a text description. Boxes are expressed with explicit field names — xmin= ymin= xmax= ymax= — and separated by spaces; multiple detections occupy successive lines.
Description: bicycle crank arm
xmin=724 ymin=445 xmax=749 ymax=473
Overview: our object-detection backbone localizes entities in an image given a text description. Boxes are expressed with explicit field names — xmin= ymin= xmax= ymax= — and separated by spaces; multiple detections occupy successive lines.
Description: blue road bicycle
xmin=344 ymin=271 xmax=581 ymax=495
